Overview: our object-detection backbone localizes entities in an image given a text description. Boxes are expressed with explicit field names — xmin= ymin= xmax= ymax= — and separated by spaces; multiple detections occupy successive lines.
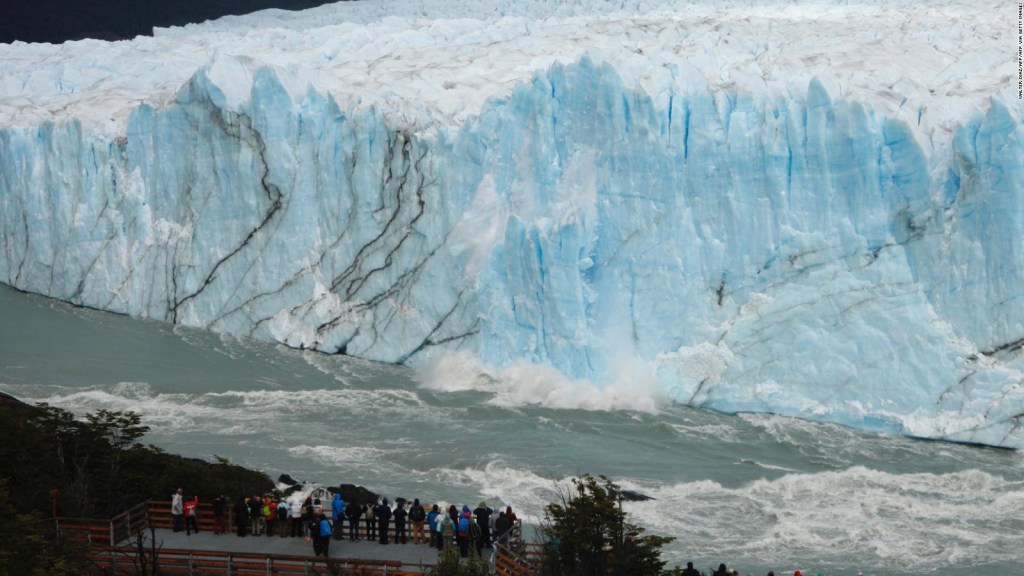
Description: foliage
xmin=0 ymin=401 xmax=273 ymax=520
xmin=538 ymin=474 xmax=675 ymax=576
xmin=0 ymin=479 xmax=84 ymax=576
xmin=429 ymin=543 xmax=490 ymax=576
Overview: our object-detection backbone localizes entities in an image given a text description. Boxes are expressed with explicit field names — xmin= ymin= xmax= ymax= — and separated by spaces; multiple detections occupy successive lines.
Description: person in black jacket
xmin=393 ymin=500 xmax=408 ymax=544
xmin=472 ymin=502 xmax=492 ymax=547
xmin=212 ymin=494 xmax=226 ymax=535
xmin=376 ymin=498 xmax=392 ymax=544
xmin=680 ymin=561 xmax=701 ymax=576
xmin=247 ymin=495 xmax=263 ymax=536
xmin=308 ymin=508 xmax=324 ymax=556
xmin=494 ymin=511 xmax=511 ymax=548
xmin=408 ymin=499 xmax=426 ymax=544
xmin=345 ymin=500 xmax=362 ymax=541
xmin=234 ymin=496 xmax=249 ymax=537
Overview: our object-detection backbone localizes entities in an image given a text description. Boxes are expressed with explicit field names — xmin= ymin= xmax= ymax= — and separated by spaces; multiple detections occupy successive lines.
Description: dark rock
xmin=616 ymin=489 xmax=654 ymax=502
xmin=0 ymin=391 xmax=30 ymax=409
xmin=278 ymin=474 xmax=299 ymax=486
xmin=334 ymin=484 xmax=379 ymax=506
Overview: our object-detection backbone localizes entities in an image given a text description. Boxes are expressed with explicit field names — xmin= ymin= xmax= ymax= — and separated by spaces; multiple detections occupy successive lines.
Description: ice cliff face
xmin=2 ymin=0 xmax=1023 ymax=446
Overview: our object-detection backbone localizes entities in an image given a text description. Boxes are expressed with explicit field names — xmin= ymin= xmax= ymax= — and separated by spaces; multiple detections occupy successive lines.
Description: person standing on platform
xmin=264 ymin=499 xmax=276 ymax=537
xmin=307 ymin=508 xmax=324 ymax=556
xmin=345 ymin=499 xmax=362 ymax=541
xmin=319 ymin=508 xmax=333 ymax=556
xmin=439 ymin=512 xmax=456 ymax=551
xmin=457 ymin=506 xmax=471 ymax=558
xmin=494 ymin=511 xmax=511 ymax=548
xmin=473 ymin=502 xmax=493 ymax=547
xmin=212 ymin=494 xmax=227 ymax=535
xmin=184 ymin=495 xmax=199 ymax=535
xmin=409 ymin=499 xmax=426 ymax=544
xmin=393 ymin=500 xmax=408 ymax=544
xmin=248 ymin=495 xmax=263 ymax=536
xmin=364 ymin=502 xmax=377 ymax=541
xmin=170 ymin=488 xmax=184 ymax=533
xmin=234 ymin=496 xmax=249 ymax=537
xmin=427 ymin=504 xmax=441 ymax=548
xmin=290 ymin=498 xmax=304 ymax=537
xmin=376 ymin=498 xmax=392 ymax=544
xmin=332 ymin=492 xmax=346 ymax=540
xmin=276 ymin=499 xmax=289 ymax=538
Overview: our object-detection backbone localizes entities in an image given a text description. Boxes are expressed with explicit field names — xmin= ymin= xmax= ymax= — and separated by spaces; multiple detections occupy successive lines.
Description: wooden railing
xmin=85 ymin=546 xmax=427 ymax=575
xmin=149 ymin=500 xmax=438 ymax=542
xmin=55 ymin=500 xmax=150 ymax=547
xmin=64 ymin=500 xmax=539 ymax=575
xmin=149 ymin=500 xmax=221 ymax=532
xmin=493 ymin=522 xmax=541 ymax=576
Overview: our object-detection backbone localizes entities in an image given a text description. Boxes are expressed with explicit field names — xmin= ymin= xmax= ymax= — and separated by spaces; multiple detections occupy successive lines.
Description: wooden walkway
xmin=150 ymin=527 xmax=440 ymax=566
xmin=58 ymin=499 xmax=538 ymax=575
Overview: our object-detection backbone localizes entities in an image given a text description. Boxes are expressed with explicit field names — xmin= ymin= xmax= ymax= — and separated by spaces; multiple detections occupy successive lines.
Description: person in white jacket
xmin=170 ymin=488 xmax=184 ymax=532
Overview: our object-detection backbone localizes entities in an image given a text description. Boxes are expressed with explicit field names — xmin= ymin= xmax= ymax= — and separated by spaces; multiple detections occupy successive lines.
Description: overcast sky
xmin=1 ymin=0 xmax=341 ymax=44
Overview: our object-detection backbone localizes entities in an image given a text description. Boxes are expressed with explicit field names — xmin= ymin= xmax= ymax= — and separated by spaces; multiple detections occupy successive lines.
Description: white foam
xmin=621 ymin=466 xmax=1024 ymax=572
xmin=425 ymin=460 xmax=571 ymax=524
xmin=415 ymin=350 xmax=666 ymax=413
xmin=290 ymin=444 xmax=399 ymax=468
xmin=25 ymin=383 xmax=431 ymax=434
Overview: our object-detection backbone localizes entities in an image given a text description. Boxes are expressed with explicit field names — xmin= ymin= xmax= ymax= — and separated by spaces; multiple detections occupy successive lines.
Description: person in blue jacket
xmin=426 ymin=504 xmax=441 ymax=549
xmin=311 ymin=507 xmax=332 ymax=556
xmin=457 ymin=506 xmax=471 ymax=558
xmin=331 ymin=492 xmax=346 ymax=540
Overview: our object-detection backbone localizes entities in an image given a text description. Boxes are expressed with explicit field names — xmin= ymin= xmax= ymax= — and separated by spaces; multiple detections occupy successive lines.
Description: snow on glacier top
xmin=0 ymin=0 xmax=1016 ymax=145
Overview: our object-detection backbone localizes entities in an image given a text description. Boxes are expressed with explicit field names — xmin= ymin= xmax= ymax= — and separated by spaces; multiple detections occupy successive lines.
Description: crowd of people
xmin=168 ymin=487 xmax=521 ymax=560
xmin=680 ymin=562 xmax=863 ymax=576
xmin=172 ymin=489 xmax=852 ymax=575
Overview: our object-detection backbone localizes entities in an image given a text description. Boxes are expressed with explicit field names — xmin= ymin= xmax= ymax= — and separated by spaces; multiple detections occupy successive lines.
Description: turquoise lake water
xmin=2 ymin=284 xmax=1022 ymax=575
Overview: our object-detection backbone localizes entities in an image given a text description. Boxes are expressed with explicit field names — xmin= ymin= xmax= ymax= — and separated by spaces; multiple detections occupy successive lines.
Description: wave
xmin=619 ymin=466 xmax=1024 ymax=573
xmin=414 ymin=350 xmax=667 ymax=413
xmin=7 ymin=382 xmax=435 ymax=433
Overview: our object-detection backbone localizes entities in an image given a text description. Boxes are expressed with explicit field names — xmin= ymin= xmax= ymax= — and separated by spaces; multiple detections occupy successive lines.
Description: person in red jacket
xmin=183 ymin=495 xmax=199 ymax=535
xmin=264 ymin=500 xmax=277 ymax=537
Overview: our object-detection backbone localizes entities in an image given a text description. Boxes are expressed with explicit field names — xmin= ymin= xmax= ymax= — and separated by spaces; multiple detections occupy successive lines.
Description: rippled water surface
xmin=2 ymin=285 xmax=1022 ymax=576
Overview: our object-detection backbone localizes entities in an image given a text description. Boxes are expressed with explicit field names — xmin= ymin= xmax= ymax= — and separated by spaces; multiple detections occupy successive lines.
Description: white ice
xmin=1 ymin=0 xmax=1022 ymax=446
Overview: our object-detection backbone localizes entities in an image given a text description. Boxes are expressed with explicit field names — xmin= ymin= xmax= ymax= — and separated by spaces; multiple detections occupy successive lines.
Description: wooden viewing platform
xmin=57 ymin=499 xmax=539 ymax=575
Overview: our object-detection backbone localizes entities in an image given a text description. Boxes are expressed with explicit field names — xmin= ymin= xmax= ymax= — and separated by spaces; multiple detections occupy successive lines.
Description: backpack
xmin=410 ymin=506 xmax=425 ymax=522
xmin=320 ymin=519 xmax=333 ymax=537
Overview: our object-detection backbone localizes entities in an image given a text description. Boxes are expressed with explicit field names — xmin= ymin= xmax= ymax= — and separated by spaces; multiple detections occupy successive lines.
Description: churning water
xmin=2 ymin=284 xmax=1022 ymax=575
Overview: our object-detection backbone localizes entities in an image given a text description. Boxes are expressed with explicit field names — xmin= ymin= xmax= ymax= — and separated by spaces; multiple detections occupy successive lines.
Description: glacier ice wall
xmin=2 ymin=0 xmax=1024 ymax=447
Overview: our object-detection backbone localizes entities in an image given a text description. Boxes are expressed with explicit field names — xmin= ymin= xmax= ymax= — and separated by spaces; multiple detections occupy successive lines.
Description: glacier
xmin=1 ymin=0 xmax=1023 ymax=446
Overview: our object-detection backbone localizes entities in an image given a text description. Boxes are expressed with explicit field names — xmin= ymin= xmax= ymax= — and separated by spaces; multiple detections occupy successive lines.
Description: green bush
xmin=539 ymin=474 xmax=674 ymax=576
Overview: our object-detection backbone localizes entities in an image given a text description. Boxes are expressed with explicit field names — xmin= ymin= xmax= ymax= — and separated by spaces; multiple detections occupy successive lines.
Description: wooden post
xmin=266 ymin=556 xmax=271 ymax=576
xmin=109 ymin=520 xmax=115 ymax=547
xmin=187 ymin=552 xmax=194 ymax=576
